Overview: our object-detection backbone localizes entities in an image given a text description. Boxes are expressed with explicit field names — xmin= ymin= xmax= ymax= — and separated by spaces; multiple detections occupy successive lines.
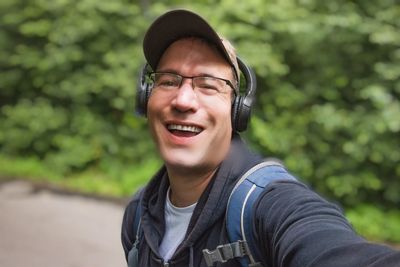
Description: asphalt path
xmin=0 ymin=180 xmax=128 ymax=267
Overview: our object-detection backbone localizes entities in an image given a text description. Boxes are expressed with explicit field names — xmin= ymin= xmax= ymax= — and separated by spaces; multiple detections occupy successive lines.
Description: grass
xmin=0 ymin=154 xmax=159 ymax=198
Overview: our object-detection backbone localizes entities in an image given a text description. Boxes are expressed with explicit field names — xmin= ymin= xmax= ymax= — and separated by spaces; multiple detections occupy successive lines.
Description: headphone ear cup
xmin=236 ymin=96 xmax=251 ymax=132
xmin=231 ymin=57 xmax=256 ymax=132
xmin=136 ymin=84 xmax=151 ymax=116
xmin=135 ymin=86 xmax=144 ymax=116
xmin=231 ymin=96 xmax=242 ymax=132
xmin=232 ymin=95 xmax=252 ymax=132
xmin=135 ymin=65 xmax=152 ymax=116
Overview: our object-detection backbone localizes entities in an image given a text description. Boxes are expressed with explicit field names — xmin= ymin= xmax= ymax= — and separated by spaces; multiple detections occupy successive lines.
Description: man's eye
xmin=156 ymin=77 xmax=178 ymax=88
xmin=196 ymin=78 xmax=221 ymax=94
xmin=198 ymin=83 xmax=218 ymax=91
xmin=159 ymin=80 xmax=176 ymax=87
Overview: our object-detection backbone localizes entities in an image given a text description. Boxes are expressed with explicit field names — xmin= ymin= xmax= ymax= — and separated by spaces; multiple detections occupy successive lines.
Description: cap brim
xmin=143 ymin=9 xmax=231 ymax=71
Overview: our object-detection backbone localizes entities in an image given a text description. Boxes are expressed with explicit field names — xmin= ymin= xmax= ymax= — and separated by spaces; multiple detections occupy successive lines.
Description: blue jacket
xmin=121 ymin=135 xmax=400 ymax=266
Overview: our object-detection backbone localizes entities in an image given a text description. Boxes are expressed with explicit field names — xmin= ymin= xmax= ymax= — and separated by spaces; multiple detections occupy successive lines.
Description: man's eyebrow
xmin=156 ymin=69 xmax=218 ymax=78
xmin=155 ymin=68 xmax=178 ymax=74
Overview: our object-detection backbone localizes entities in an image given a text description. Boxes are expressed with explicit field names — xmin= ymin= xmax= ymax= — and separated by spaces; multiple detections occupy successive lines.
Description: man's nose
xmin=171 ymin=79 xmax=199 ymax=112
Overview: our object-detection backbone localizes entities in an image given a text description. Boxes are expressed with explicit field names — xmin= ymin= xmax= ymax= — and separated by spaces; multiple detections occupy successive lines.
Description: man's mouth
xmin=167 ymin=124 xmax=203 ymax=137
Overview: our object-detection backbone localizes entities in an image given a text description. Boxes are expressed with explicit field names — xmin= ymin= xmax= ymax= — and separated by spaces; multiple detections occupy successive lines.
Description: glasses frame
xmin=149 ymin=72 xmax=237 ymax=95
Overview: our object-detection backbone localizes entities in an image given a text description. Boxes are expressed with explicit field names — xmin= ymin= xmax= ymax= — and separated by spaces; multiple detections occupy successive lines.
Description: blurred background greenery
xmin=0 ymin=0 xmax=399 ymax=244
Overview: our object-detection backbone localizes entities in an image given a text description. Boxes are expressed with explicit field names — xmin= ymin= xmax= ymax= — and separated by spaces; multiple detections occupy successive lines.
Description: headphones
xmin=135 ymin=57 xmax=256 ymax=132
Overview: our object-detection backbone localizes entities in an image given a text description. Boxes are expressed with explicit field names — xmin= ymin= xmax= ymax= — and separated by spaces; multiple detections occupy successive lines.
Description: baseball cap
xmin=143 ymin=9 xmax=240 ymax=90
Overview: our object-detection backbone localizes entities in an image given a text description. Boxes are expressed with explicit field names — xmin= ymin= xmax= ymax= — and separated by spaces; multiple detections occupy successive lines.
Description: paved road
xmin=0 ymin=180 xmax=127 ymax=267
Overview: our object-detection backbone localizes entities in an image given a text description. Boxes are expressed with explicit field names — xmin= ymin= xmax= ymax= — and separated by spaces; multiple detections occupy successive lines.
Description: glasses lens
xmin=153 ymin=73 xmax=180 ymax=89
xmin=194 ymin=77 xmax=226 ymax=95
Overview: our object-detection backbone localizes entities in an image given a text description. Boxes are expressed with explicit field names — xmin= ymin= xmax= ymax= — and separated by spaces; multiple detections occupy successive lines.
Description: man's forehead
xmin=164 ymin=37 xmax=225 ymax=57
xmin=159 ymin=38 xmax=229 ymax=65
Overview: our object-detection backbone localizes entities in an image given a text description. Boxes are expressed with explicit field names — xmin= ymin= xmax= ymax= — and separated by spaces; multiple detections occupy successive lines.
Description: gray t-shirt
xmin=159 ymin=188 xmax=197 ymax=261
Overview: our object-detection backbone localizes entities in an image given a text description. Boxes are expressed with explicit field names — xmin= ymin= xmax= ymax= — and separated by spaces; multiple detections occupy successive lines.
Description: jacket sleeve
xmin=121 ymin=189 xmax=143 ymax=262
xmin=253 ymin=181 xmax=400 ymax=267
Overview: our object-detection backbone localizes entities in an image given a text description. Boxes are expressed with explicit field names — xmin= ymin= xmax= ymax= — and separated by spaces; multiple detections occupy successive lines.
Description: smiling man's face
xmin=147 ymin=37 xmax=234 ymax=174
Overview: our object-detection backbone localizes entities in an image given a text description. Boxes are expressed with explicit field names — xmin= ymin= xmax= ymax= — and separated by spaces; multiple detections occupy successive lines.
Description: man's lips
xmin=166 ymin=124 xmax=203 ymax=137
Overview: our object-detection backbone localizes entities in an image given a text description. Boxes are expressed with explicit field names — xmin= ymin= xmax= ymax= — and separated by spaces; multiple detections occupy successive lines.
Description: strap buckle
xmin=202 ymin=240 xmax=249 ymax=267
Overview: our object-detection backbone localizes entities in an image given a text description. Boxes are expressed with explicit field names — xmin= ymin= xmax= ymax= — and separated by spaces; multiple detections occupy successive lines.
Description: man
xmin=121 ymin=9 xmax=400 ymax=267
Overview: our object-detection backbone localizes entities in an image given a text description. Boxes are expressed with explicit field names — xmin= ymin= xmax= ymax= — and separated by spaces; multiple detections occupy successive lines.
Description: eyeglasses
xmin=149 ymin=72 xmax=236 ymax=96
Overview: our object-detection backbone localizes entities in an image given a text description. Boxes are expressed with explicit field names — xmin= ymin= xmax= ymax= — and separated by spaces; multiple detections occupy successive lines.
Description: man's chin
xmin=164 ymin=157 xmax=210 ymax=174
xmin=164 ymin=158 xmax=198 ymax=170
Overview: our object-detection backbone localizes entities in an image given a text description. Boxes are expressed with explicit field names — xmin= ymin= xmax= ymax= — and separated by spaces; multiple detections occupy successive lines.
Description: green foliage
xmin=0 ymin=0 xmax=155 ymax=175
xmin=0 ymin=0 xmax=399 ymax=242
xmin=347 ymin=205 xmax=400 ymax=243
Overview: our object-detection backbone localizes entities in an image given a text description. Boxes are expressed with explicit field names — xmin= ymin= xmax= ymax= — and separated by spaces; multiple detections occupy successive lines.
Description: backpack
xmin=128 ymin=160 xmax=297 ymax=267
xmin=202 ymin=160 xmax=296 ymax=267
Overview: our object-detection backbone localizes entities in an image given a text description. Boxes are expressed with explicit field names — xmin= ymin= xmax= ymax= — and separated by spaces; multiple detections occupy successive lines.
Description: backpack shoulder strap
xmin=202 ymin=159 xmax=297 ymax=267
xmin=127 ymin=188 xmax=145 ymax=267
xmin=227 ymin=160 xmax=296 ymax=266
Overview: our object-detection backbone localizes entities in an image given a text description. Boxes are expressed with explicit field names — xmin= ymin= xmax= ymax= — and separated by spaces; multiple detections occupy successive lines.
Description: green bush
xmin=0 ymin=0 xmax=156 ymax=175
xmin=347 ymin=205 xmax=400 ymax=243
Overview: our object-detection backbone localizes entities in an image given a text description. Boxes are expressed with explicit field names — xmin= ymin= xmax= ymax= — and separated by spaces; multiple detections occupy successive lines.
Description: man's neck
xmin=166 ymin=167 xmax=217 ymax=207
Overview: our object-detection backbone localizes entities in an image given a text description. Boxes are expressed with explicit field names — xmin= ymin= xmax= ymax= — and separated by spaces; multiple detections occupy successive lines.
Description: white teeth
xmin=167 ymin=124 xmax=202 ymax=133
